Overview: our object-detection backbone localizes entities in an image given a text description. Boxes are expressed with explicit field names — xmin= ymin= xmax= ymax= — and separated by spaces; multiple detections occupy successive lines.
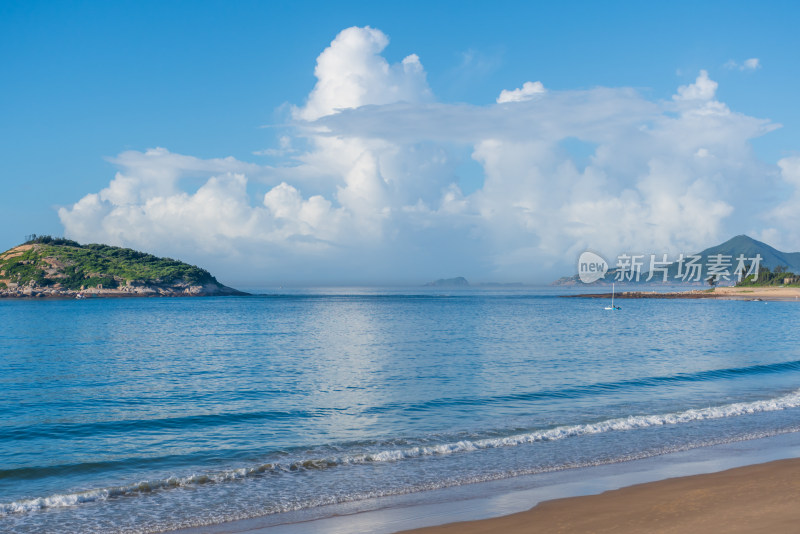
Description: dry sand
xmin=571 ymin=287 xmax=800 ymax=301
xmin=397 ymin=458 xmax=800 ymax=534
xmin=710 ymin=286 xmax=800 ymax=300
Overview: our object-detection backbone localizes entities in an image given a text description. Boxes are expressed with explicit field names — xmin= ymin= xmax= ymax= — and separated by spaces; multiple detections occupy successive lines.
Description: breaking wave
xmin=4 ymin=387 xmax=800 ymax=517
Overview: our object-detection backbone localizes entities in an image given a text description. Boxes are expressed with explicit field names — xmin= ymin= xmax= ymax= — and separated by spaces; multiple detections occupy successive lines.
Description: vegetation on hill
xmin=736 ymin=265 xmax=800 ymax=288
xmin=0 ymin=235 xmax=218 ymax=290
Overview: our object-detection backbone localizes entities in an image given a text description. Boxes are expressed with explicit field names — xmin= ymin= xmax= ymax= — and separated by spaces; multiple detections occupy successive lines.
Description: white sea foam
xmin=4 ymin=388 xmax=800 ymax=516
xmin=340 ymin=388 xmax=800 ymax=463
xmin=0 ymin=467 xmax=276 ymax=516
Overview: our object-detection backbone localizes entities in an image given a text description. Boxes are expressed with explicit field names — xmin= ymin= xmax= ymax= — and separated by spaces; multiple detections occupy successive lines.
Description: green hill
xmin=637 ymin=235 xmax=800 ymax=283
xmin=554 ymin=235 xmax=800 ymax=286
xmin=699 ymin=235 xmax=800 ymax=273
xmin=0 ymin=236 xmax=246 ymax=297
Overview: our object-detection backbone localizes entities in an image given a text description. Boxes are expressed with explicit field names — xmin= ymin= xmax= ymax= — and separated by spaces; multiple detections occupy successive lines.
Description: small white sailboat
xmin=605 ymin=283 xmax=621 ymax=310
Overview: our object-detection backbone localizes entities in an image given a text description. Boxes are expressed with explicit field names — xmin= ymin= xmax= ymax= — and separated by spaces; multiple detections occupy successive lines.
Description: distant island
xmin=0 ymin=235 xmax=246 ymax=298
xmin=425 ymin=276 xmax=469 ymax=287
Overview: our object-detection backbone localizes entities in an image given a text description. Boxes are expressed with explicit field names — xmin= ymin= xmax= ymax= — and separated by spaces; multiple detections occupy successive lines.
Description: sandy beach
xmin=398 ymin=458 xmax=800 ymax=534
xmin=709 ymin=286 xmax=800 ymax=300
xmin=570 ymin=286 xmax=800 ymax=301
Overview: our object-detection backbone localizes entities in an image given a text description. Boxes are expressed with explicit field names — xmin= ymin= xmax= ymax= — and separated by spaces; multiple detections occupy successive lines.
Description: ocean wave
xmin=0 ymin=408 xmax=333 ymax=442
xmin=0 ymin=463 xmax=278 ymax=516
xmin=4 ymin=387 xmax=800 ymax=516
xmin=344 ymin=387 xmax=800 ymax=463
xmin=364 ymin=359 xmax=800 ymax=414
xmin=6 ymin=361 xmax=799 ymax=445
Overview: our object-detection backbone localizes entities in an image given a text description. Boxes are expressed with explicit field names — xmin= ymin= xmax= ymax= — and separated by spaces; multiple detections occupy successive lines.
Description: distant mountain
xmin=425 ymin=276 xmax=469 ymax=287
xmin=553 ymin=235 xmax=800 ymax=286
xmin=634 ymin=235 xmax=800 ymax=284
xmin=701 ymin=235 xmax=800 ymax=272
xmin=0 ymin=236 xmax=246 ymax=297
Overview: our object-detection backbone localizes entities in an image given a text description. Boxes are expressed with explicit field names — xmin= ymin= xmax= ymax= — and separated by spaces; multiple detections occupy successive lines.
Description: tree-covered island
xmin=0 ymin=235 xmax=246 ymax=298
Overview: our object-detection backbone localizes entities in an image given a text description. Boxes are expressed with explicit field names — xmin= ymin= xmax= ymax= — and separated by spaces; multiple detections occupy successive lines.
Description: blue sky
xmin=3 ymin=1 xmax=800 ymax=284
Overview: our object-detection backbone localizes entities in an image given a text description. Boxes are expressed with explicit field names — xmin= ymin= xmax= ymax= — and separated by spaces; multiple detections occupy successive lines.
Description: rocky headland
xmin=0 ymin=237 xmax=247 ymax=298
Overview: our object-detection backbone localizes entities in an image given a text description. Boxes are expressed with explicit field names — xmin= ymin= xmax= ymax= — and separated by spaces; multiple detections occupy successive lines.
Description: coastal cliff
xmin=0 ymin=237 xmax=246 ymax=298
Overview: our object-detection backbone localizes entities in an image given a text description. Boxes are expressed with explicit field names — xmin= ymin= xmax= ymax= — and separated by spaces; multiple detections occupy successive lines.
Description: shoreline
xmin=398 ymin=457 xmax=800 ymax=534
xmin=0 ymin=285 xmax=249 ymax=299
xmin=566 ymin=286 xmax=800 ymax=301
xmin=172 ymin=430 xmax=800 ymax=534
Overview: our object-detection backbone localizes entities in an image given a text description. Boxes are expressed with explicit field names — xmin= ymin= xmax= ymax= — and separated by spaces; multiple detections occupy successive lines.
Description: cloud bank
xmin=59 ymin=27 xmax=794 ymax=285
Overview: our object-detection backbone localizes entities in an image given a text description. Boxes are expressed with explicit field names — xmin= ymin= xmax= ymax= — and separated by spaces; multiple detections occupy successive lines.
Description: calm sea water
xmin=2 ymin=289 xmax=800 ymax=533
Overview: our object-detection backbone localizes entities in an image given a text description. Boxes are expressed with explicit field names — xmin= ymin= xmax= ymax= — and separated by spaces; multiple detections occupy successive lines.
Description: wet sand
xmin=397 ymin=458 xmax=800 ymax=534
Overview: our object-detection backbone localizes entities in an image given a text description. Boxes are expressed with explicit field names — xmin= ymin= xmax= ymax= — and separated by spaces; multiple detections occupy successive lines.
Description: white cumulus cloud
xmin=58 ymin=28 xmax=793 ymax=285
xmin=497 ymin=81 xmax=546 ymax=103
xmin=674 ymin=70 xmax=718 ymax=101
xmin=295 ymin=26 xmax=432 ymax=121
xmin=762 ymin=156 xmax=800 ymax=250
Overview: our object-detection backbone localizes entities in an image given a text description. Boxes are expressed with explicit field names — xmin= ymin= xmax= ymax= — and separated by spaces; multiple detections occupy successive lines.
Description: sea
xmin=2 ymin=287 xmax=800 ymax=533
